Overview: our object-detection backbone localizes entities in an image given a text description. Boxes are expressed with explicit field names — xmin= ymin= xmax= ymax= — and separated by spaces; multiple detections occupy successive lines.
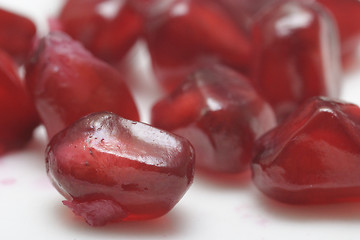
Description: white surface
xmin=1 ymin=1 xmax=360 ymax=239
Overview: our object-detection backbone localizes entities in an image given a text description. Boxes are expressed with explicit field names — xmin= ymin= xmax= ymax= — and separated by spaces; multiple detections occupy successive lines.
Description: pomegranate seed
xmin=0 ymin=8 xmax=36 ymax=65
xmin=315 ymin=0 xmax=360 ymax=68
xmin=0 ymin=50 xmax=39 ymax=155
xmin=25 ymin=32 xmax=139 ymax=139
xmin=251 ymin=0 xmax=341 ymax=122
xmin=58 ymin=0 xmax=143 ymax=64
xmin=145 ymin=0 xmax=250 ymax=92
xmin=46 ymin=112 xmax=195 ymax=226
xmin=151 ymin=64 xmax=276 ymax=174
xmin=253 ymin=97 xmax=360 ymax=204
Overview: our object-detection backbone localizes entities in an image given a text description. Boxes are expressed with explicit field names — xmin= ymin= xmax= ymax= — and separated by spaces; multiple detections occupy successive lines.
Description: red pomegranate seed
xmin=151 ymin=64 xmax=276 ymax=174
xmin=315 ymin=0 xmax=360 ymax=68
xmin=25 ymin=32 xmax=139 ymax=139
xmin=46 ymin=112 xmax=195 ymax=226
xmin=251 ymin=0 xmax=341 ymax=122
xmin=253 ymin=97 xmax=360 ymax=204
xmin=0 ymin=8 xmax=36 ymax=65
xmin=0 ymin=50 xmax=39 ymax=155
xmin=58 ymin=0 xmax=143 ymax=64
xmin=145 ymin=0 xmax=250 ymax=92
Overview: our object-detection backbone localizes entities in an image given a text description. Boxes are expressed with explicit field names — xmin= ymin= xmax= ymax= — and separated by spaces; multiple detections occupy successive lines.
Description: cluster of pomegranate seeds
xmin=58 ymin=0 xmax=144 ymax=65
xmin=0 ymin=9 xmax=36 ymax=65
xmin=25 ymin=31 xmax=139 ymax=138
xmin=1 ymin=0 xmax=360 ymax=228
xmin=0 ymin=50 xmax=39 ymax=155
xmin=253 ymin=97 xmax=360 ymax=204
xmin=151 ymin=65 xmax=276 ymax=174
xmin=144 ymin=0 xmax=250 ymax=92
xmin=46 ymin=112 xmax=195 ymax=226
xmin=315 ymin=0 xmax=360 ymax=68
xmin=251 ymin=0 xmax=341 ymax=122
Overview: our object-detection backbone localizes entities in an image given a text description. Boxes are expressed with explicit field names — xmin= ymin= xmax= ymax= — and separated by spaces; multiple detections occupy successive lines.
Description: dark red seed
xmin=151 ymin=64 xmax=276 ymax=174
xmin=25 ymin=32 xmax=139 ymax=139
xmin=58 ymin=0 xmax=143 ymax=64
xmin=0 ymin=8 xmax=36 ymax=65
xmin=253 ymin=97 xmax=360 ymax=204
xmin=145 ymin=0 xmax=250 ymax=92
xmin=46 ymin=112 xmax=195 ymax=226
xmin=315 ymin=0 xmax=360 ymax=68
xmin=0 ymin=50 xmax=39 ymax=155
xmin=251 ymin=0 xmax=341 ymax=122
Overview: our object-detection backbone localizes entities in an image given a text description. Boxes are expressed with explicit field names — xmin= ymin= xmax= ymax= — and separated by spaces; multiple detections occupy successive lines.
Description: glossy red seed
xmin=0 ymin=8 xmax=36 ymax=65
xmin=145 ymin=0 xmax=250 ymax=92
xmin=151 ymin=65 xmax=276 ymax=174
xmin=0 ymin=50 xmax=39 ymax=155
xmin=25 ymin=32 xmax=139 ymax=139
xmin=251 ymin=0 xmax=341 ymax=122
xmin=315 ymin=0 xmax=360 ymax=68
xmin=58 ymin=0 xmax=143 ymax=64
xmin=253 ymin=97 xmax=360 ymax=204
xmin=46 ymin=112 xmax=195 ymax=226
xmin=57 ymin=0 xmax=105 ymax=45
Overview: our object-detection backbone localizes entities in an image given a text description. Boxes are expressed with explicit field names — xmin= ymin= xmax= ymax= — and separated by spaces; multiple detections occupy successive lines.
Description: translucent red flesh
xmin=145 ymin=0 xmax=251 ymax=92
xmin=58 ymin=0 xmax=143 ymax=64
xmin=46 ymin=112 xmax=195 ymax=226
xmin=0 ymin=50 xmax=39 ymax=155
xmin=25 ymin=32 xmax=139 ymax=138
xmin=253 ymin=97 xmax=360 ymax=204
xmin=251 ymin=0 xmax=341 ymax=122
xmin=0 ymin=9 xmax=36 ymax=65
xmin=152 ymin=65 xmax=276 ymax=174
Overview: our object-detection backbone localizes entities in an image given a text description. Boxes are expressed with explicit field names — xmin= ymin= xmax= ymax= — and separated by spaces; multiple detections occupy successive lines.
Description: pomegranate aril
xmin=0 ymin=50 xmax=39 ymax=155
xmin=315 ymin=0 xmax=360 ymax=68
xmin=253 ymin=97 xmax=360 ymax=204
xmin=0 ymin=8 xmax=36 ymax=65
xmin=57 ymin=0 xmax=106 ymax=46
xmin=145 ymin=0 xmax=250 ymax=92
xmin=46 ymin=112 xmax=195 ymax=226
xmin=58 ymin=0 xmax=143 ymax=64
xmin=251 ymin=0 xmax=341 ymax=122
xmin=151 ymin=64 xmax=276 ymax=174
xmin=25 ymin=32 xmax=139 ymax=139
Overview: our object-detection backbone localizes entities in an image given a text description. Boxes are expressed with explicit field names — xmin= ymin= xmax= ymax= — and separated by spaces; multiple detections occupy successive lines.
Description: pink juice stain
xmin=0 ymin=178 xmax=17 ymax=186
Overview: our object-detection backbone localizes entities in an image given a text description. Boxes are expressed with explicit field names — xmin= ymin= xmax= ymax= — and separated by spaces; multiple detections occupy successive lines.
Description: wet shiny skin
xmin=253 ymin=97 xmax=360 ymax=204
xmin=58 ymin=0 xmax=144 ymax=64
xmin=315 ymin=0 xmax=360 ymax=68
xmin=25 ymin=32 xmax=139 ymax=139
xmin=46 ymin=112 xmax=194 ymax=226
xmin=251 ymin=1 xmax=341 ymax=122
xmin=151 ymin=65 xmax=276 ymax=174
xmin=145 ymin=0 xmax=250 ymax=92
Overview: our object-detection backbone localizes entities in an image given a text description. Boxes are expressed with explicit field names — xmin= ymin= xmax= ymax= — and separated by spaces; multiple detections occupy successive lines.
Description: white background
xmin=1 ymin=0 xmax=360 ymax=239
